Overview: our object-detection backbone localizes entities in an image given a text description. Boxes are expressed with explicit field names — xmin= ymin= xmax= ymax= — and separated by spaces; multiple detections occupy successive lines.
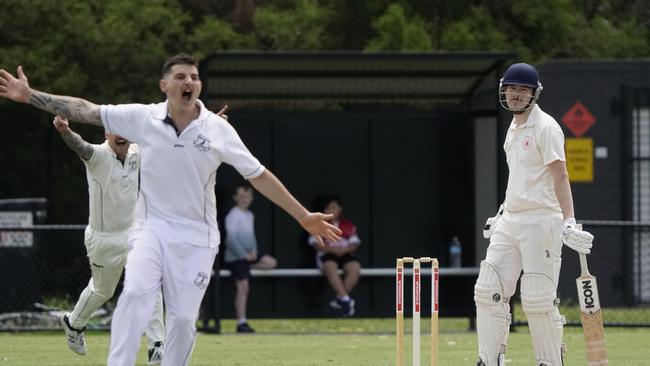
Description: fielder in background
xmin=0 ymin=54 xmax=341 ymax=366
xmin=52 ymin=116 xmax=165 ymax=365
xmin=223 ymin=183 xmax=277 ymax=333
xmin=475 ymin=63 xmax=594 ymax=366
xmin=308 ymin=195 xmax=361 ymax=317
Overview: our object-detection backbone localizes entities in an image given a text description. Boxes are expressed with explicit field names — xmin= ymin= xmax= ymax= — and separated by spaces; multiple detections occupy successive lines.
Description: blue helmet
xmin=499 ymin=63 xmax=543 ymax=113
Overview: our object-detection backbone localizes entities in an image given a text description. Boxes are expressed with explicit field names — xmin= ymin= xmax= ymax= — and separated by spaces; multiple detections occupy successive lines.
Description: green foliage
xmin=252 ymin=0 xmax=333 ymax=50
xmin=365 ymin=3 xmax=433 ymax=51
xmin=188 ymin=17 xmax=254 ymax=59
xmin=439 ymin=6 xmax=510 ymax=52
xmin=434 ymin=0 xmax=649 ymax=61
xmin=566 ymin=16 xmax=650 ymax=58
xmin=0 ymin=0 xmax=648 ymax=223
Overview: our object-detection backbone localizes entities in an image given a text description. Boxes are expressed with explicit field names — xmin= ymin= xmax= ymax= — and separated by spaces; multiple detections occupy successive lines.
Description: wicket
xmin=396 ymin=257 xmax=439 ymax=366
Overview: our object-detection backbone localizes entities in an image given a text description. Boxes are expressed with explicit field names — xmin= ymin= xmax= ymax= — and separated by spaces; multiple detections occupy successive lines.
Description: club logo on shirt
xmin=193 ymin=134 xmax=211 ymax=152
xmin=127 ymin=156 xmax=138 ymax=173
xmin=193 ymin=271 xmax=209 ymax=289
xmin=522 ymin=135 xmax=533 ymax=150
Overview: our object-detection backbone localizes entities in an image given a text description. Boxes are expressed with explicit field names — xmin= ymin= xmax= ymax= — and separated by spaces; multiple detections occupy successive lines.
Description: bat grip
xmin=579 ymin=252 xmax=590 ymax=277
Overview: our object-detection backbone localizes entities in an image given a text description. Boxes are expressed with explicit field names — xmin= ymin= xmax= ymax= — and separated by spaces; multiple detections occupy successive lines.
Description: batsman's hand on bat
xmin=483 ymin=203 xmax=505 ymax=239
xmin=299 ymin=212 xmax=342 ymax=247
xmin=561 ymin=218 xmax=593 ymax=254
xmin=52 ymin=115 xmax=70 ymax=133
xmin=0 ymin=66 xmax=32 ymax=103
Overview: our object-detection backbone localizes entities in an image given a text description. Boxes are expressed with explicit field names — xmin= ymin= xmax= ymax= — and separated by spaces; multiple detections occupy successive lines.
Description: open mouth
xmin=115 ymin=138 xmax=128 ymax=145
xmin=182 ymin=90 xmax=192 ymax=101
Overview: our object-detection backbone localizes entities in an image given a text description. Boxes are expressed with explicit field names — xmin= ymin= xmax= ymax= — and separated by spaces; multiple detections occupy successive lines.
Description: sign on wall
xmin=0 ymin=211 xmax=34 ymax=248
xmin=562 ymin=102 xmax=595 ymax=137
xmin=566 ymin=138 xmax=594 ymax=182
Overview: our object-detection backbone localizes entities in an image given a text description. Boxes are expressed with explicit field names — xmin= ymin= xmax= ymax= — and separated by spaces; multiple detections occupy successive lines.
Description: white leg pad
xmin=521 ymin=273 xmax=565 ymax=366
xmin=474 ymin=261 xmax=510 ymax=366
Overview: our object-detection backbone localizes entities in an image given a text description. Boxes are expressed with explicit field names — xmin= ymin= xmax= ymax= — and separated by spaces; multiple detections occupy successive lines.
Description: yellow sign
xmin=566 ymin=138 xmax=593 ymax=182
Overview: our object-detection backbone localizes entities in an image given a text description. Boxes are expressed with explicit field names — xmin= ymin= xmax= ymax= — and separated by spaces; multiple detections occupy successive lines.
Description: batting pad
xmin=474 ymin=261 xmax=510 ymax=366
xmin=521 ymin=273 xmax=565 ymax=366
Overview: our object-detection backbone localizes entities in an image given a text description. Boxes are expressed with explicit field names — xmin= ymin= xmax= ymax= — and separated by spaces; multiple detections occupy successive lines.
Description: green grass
xmin=1 ymin=318 xmax=648 ymax=365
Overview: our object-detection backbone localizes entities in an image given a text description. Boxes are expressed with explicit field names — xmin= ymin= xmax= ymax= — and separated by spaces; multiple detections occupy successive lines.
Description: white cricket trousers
xmin=70 ymin=227 xmax=164 ymax=346
xmin=107 ymin=228 xmax=217 ymax=366
xmin=485 ymin=208 xmax=564 ymax=294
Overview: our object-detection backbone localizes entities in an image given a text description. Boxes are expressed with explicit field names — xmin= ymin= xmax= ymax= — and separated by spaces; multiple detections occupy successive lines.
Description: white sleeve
xmin=217 ymin=117 xmax=265 ymax=179
xmin=84 ymin=144 xmax=110 ymax=179
xmin=540 ymin=122 xmax=566 ymax=165
xmin=100 ymin=104 xmax=151 ymax=143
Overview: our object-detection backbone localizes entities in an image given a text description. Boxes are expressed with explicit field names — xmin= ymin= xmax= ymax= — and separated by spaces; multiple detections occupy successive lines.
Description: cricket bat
xmin=575 ymin=224 xmax=608 ymax=365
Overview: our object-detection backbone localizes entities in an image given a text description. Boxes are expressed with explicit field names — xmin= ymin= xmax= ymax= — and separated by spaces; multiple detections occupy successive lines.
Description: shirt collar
xmin=152 ymin=99 xmax=209 ymax=122
xmin=509 ymin=104 xmax=541 ymax=130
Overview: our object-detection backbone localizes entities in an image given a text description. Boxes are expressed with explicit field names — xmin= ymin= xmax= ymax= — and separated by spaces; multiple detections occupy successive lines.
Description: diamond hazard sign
xmin=561 ymin=102 xmax=595 ymax=137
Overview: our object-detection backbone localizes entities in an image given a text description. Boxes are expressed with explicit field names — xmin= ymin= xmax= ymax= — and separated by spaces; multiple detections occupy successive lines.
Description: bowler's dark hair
xmin=162 ymin=54 xmax=199 ymax=77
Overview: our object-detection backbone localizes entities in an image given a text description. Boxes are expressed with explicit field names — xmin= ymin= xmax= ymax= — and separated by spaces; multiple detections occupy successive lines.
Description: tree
xmin=439 ymin=5 xmax=510 ymax=52
xmin=365 ymin=3 xmax=433 ymax=51
xmin=251 ymin=0 xmax=334 ymax=50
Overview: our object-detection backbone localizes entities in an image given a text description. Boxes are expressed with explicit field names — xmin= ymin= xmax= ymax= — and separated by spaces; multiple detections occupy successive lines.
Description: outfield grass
xmin=1 ymin=318 xmax=648 ymax=365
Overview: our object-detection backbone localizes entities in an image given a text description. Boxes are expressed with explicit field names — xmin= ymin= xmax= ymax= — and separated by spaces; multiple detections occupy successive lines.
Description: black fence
xmin=1 ymin=224 xmax=649 ymax=332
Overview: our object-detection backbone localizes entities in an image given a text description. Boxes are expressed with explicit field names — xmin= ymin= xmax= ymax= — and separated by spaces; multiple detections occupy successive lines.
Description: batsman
xmin=474 ymin=63 xmax=594 ymax=366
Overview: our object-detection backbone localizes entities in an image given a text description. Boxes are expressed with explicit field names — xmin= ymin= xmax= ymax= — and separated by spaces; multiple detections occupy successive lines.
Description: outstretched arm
xmin=52 ymin=116 xmax=94 ymax=161
xmin=0 ymin=66 xmax=101 ymax=126
xmin=249 ymin=170 xmax=342 ymax=246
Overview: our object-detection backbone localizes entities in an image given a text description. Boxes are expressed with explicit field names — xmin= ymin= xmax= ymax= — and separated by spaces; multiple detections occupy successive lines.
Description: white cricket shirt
xmin=84 ymin=141 xmax=139 ymax=232
xmin=503 ymin=105 xmax=566 ymax=212
xmin=100 ymin=100 xmax=265 ymax=247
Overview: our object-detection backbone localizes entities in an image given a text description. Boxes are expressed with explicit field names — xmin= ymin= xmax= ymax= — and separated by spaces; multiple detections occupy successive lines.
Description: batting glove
xmin=561 ymin=218 xmax=593 ymax=254
xmin=483 ymin=204 xmax=505 ymax=239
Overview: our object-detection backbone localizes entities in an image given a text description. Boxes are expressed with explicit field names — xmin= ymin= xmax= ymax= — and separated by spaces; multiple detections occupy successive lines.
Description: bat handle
xmin=579 ymin=252 xmax=590 ymax=277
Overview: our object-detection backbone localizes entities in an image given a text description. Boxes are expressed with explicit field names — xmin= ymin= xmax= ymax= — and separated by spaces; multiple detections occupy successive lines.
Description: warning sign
xmin=562 ymin=102 xmax=595 ymax=137
xmin=566 ymin=138 xmax=593 ymax=182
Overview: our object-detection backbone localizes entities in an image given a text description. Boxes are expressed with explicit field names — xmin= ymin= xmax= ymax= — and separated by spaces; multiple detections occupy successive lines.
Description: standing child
xmin=223 ymin=184 xmax=277 ymax=333
xmin=309 ymin=195 xmax=361 ymax=317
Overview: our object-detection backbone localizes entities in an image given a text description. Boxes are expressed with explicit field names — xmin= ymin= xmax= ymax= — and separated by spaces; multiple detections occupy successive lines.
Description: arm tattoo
xmin=59 ymin=129 xmax=95 ymax=161
xmin=30 ymin=91 xmax=102 ymax=126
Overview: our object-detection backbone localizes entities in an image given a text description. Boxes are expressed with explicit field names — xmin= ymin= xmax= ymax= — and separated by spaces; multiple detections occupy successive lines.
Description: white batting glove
xmin=561 ymin=218 xmax=593 ymax=254
xmin=483 ymin=204 xmax=505 ymax=239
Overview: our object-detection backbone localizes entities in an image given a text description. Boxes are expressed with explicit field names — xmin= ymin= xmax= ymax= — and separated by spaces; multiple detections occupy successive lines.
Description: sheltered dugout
xmin=198 ymin=51 xmax=515 ymax=322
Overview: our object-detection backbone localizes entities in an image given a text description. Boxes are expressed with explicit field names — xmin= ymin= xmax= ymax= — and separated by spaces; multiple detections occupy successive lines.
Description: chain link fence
xmin=512 ymin=220 xmax=650 ymax=328
xmin=1 ymin=223 xmax=649 ymax=331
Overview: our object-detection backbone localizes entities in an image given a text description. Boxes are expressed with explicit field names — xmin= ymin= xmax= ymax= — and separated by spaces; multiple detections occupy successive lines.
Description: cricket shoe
xmin=329 ymin=299 xmax=342 ymax=309
xmin=148 ymin=341 xmax=164 ymax=365
xmin=61 ymin=312 xmax=87 ymax=355
xmin=337 ymin=298 xmax=355 ymax=317
xmin=236 ymin=322 xmax=255 ymax=333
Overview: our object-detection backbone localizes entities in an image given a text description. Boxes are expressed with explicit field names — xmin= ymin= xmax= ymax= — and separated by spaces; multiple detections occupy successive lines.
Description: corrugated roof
xmin=200 ymin=51 xmax=516 ymax=109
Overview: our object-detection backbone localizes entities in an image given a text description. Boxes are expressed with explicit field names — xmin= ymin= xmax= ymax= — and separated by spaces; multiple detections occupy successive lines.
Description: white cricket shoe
xmin=60 ymin=313 xmax=87 ymax=355
xmin=148 ymin=341 xmax=164 ymax=365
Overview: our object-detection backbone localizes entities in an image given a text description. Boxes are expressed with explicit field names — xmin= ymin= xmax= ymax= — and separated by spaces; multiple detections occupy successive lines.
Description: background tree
xmin=1 ymin=0 xmax=648 ymax=223
xmin=365 ymin=3 xmax=433 ymax=51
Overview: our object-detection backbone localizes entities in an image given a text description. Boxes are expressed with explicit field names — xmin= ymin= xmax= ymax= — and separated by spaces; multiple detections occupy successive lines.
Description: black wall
xmin=538 ymin=61 xmax=650 ymax=306
xmin=213 ymin=110 xmax=475 ymax=317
